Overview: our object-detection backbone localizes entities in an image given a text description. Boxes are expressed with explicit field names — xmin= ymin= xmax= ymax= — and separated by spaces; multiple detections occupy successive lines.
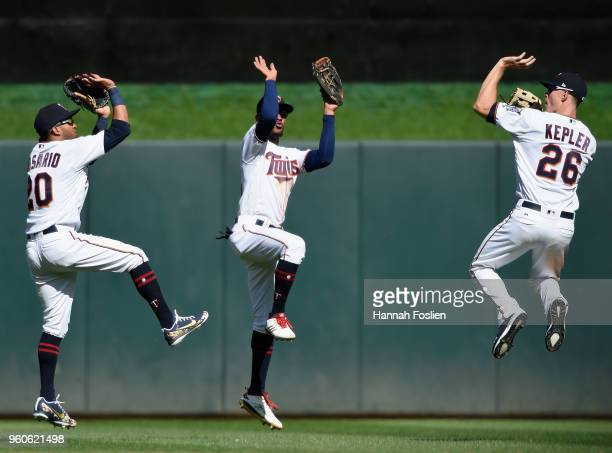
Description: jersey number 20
xmin=536 ymin=144 xmax=582 ymax=186
xmin=27 ymin=172 xmax=53 ymax=211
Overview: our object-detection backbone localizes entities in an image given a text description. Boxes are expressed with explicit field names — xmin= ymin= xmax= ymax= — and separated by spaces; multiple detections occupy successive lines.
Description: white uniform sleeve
xmin=242 ymin=124 xmax=267 ymax=164
xmin=69 ymin=131 xmax=106 ymax=168
xmin=491 ymin=102 xmax=538 ymax=136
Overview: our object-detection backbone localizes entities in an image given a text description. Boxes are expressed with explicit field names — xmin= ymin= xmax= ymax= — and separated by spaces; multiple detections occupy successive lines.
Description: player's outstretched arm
xmin=79 ymin=73 xmax=131 ymax=152
xmin=473 ymin=52 xmax=536 ymax=119
xmin=304 ymin=98 xmax=342 ymax=172
xmin=253 ymin=56 xmax=279 ymax=142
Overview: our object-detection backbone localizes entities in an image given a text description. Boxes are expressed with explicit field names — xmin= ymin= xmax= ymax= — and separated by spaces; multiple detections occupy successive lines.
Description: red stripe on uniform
xmin=275 ymin=269 xmax=295 ymax=278
xmin=39 ymin=342 xmax=60 ymax=351
xmin=136 ymin=275 xmax=157 ymax=288
xmin=38 ymin=348 xmax=59 ymax=355
xmin=133 ymin=271 xmax=155 ymax=283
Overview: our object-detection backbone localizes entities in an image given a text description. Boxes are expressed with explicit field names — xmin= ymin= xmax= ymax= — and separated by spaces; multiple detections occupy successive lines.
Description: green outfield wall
xmin=1 ymin=141 xmax=611 ymax=415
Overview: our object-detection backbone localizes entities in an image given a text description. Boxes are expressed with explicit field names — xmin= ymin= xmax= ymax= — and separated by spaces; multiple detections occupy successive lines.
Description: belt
xmin=521 ymin=201 xmax=574 ymax=220
xmin=255 ymin=219 xmax=281 ymax=229
xmin=26 ymin=225 xmax=58 ymax=240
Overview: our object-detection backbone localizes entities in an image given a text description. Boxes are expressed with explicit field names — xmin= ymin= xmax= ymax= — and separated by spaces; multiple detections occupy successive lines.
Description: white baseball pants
xmin=26 ymin=225 xmax=148 ymax=338
xmin=229 ymin=215 xmax=306 ymax=333
xmin=470 ymin=200 xmax=574 ymax=322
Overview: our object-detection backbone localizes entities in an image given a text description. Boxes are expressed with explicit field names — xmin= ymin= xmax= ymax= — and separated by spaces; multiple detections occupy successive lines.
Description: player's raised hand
xmin=499 ymin=52 xmax=536 ymax=70
xmin=95 ymin=105 xmax=112 ymax=118
xmin=324 ymin=90 xmax=343 ymax=115
xmin=253 ymin=56 xmax=277 ymax=81
xmin=77 ymin=73 xmax=117 ymax=90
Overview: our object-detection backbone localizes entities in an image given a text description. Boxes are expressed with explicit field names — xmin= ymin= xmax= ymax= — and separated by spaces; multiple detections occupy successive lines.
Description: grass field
xmin=2 ymin=83 xmax=612 ymax=140
xmin=1 ymin=418 xmax=611 ymax=452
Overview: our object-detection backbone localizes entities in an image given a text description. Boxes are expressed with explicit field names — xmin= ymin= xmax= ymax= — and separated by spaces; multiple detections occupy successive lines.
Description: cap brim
xmin=55 ymin=108 xmax=80 ymax=125
xmin=540 ymin=80 xmax=556 ymax=90
xmin=66 ymin=108 xmax=81 ymax=119
xmin=279 ymin=103 xmax=294 ymax=115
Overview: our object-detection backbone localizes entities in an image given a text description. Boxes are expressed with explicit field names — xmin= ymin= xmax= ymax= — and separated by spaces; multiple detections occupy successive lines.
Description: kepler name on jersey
xmin=545 ymin=123 xmax=591 ymax=151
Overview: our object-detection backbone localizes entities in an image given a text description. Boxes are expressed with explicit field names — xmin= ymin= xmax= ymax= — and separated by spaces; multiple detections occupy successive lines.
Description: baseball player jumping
xmin=471 ymin=53 xmax=596 ymax=358
xmin=221 ymin=56 xmax=341 ymax=429
xmin=27 ymin=74 xmax=208 ymax=428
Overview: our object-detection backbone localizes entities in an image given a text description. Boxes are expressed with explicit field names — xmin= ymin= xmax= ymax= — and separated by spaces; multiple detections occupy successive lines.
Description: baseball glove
xmin=508 ymin=87 xmax=543 ymax=111
xmin=312 ymin=57 xmax=343 ymax=106
xmin=63 ymin=76 xmax=110 ymax=113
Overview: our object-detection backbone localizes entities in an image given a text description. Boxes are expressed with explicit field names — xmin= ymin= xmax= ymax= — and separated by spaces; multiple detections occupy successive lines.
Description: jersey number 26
xmin=535 ymin=144 xmax=582 ymax=186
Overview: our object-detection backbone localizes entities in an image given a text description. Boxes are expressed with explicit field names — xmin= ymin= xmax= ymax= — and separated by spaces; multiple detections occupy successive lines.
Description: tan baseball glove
xmin=508 ymin=87 xmax=543 ymax=111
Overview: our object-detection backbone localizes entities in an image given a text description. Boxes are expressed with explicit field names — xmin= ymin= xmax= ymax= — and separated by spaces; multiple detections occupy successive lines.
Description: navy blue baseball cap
xmin=541 ymin=73 xmax=587 ymax=103
xmin=34 ymin=103 xmax=80 ymax=136
xmin=256 ymin=96 xmax=294 ymax=116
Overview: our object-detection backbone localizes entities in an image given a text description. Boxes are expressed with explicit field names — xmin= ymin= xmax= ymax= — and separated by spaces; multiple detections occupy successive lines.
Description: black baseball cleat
xmin=162 ymin=309 xmax=209 ymax=346
xmin=33 ymin=395 xmax=77 ymax=429
xmin=545 ymin=299 xmax=567 ymax=352
xmin=492 ymin=311 xmax=528 ymax=359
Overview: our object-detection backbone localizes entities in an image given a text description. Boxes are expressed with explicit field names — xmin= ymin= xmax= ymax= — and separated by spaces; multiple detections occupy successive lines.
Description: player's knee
xmin=285 ymin=236 xmax=306 ymax=264
xmin=137 ymin=248 xmax=148 ymax=263
xmin=127 ymin=249 xmax=148 ymax=271
xmin=42 ymin=324 xmax=68 ymax=339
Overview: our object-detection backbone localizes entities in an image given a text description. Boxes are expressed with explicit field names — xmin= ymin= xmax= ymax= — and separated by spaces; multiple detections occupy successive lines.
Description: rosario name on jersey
xmin=492 ymin=103 xmax=596 ymax=212
xmin=26 ymin=132 xmax=105 ymax=234
xmin=239 ymin=124 xmax=310 ymax=226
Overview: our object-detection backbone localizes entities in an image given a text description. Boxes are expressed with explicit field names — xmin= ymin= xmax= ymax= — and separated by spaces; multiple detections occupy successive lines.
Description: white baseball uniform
xmin=229 ymin=124 xmax=308 ymax=332
xmin=26 ymin=133 xmax=147 ymax=338
xmin=470 ymin=103 xmax=597 ymax=321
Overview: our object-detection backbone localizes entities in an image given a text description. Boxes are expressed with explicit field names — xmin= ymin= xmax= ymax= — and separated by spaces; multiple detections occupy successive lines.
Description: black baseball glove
xmin=63 ymin=75 xmax=110 ymax=113
xmin=312 ymin=57 xmax=343 ymax=106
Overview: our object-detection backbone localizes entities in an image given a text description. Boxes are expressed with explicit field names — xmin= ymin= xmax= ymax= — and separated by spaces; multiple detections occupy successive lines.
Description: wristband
xmin=109 ymin=87 xmax=125 ymax=106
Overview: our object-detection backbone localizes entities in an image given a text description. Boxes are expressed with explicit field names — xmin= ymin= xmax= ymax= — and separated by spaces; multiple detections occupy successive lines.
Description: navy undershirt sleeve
xmin=486 ymin=103 xmax=499 ymax=124
xmin=92 ymin=117 xmax=108 ymax=135
xmin=103 ymin=119 xmax=131 ymax=152
xmin=254 ymin=80 xmax=278 ymax=142
xmin=304 ymin=115 xmax=335 ymax=172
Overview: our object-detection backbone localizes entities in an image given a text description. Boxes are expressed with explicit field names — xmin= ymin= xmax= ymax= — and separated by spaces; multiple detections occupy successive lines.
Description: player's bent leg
xmin=43 ymin=230 xmax=208 ymax=346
